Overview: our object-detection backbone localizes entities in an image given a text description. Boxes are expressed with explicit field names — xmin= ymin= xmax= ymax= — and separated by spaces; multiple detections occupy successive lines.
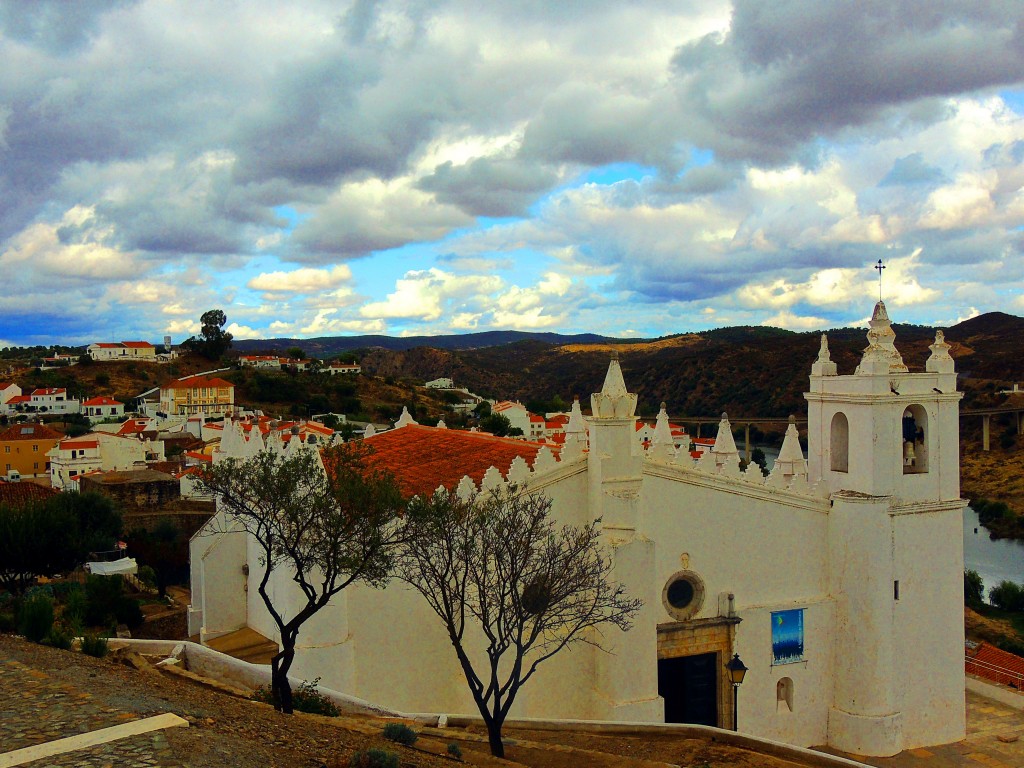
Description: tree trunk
xmin=486 ymin=719 xmax=505 ymax=758
xmin=270 ymin=646 xmax=296 ymax=714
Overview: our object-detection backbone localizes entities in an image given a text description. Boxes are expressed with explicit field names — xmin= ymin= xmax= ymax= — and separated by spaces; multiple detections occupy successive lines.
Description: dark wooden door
xmin=658 ymin=652 xmax=719 ymax=726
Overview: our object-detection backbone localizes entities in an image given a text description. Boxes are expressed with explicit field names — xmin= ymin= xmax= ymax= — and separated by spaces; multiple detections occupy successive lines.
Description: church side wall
xmin=892 ymin=504 xmax=966 ymax=747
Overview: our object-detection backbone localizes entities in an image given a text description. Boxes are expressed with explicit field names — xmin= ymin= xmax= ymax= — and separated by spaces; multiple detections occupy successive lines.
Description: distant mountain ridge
xmin=232 ymin=330 xmax=626 ymax=356
xmin=233 ymin=311 xmax=1024 ymax=422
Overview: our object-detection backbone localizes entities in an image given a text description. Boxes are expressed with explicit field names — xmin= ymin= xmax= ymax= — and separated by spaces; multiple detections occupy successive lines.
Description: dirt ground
xmin=1 ymin=632 xmax=827 ymax=768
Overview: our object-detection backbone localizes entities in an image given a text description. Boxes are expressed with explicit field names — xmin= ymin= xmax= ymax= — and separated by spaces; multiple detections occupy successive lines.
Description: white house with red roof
xmin=48 ymin=431 xmax=165 ymax=490
xmin=239 ymin=355 xmax=283 ymax=369
xmin=28 ymin=387 xmax=80 ymax=415
xmin=0 ymin=383 xmax=21 ymax=415
xmin=327 ymin=361 xmax=361 ymax=375
xmin=81 ymin=396 xmax=125 ymax=421
xmin=491 ymin=400 xmax=531 ymax=434
xmin=87 ymin=341 xmax=157 ymax=360
xmin=189 ymin=302 xmax=966 ymax=758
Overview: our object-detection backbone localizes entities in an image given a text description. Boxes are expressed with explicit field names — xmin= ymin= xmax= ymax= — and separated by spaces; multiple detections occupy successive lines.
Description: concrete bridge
xmin=961 ymin=406 xmax=1024 ymax=451
xmin=675 ymin=406 xmax=1024 ymax=457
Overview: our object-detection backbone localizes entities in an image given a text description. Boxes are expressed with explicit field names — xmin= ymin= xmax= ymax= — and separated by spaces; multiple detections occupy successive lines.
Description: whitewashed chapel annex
xmin=189 ymin=300 xmax=965 ymax=756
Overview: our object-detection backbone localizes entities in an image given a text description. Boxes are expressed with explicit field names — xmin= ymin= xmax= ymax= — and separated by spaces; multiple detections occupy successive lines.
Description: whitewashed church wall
xmin=345 ymin=580 xmax=470 ymax=714
xmin=640 ymin=474 xmax=830 ymax=612
xmin=733 ymin=600 xmax=835 ymax=748
xmin=891 ymin=504 xmax=966 ymax=748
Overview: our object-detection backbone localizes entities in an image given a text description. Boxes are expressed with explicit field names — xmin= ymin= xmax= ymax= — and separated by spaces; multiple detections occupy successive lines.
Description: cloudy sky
xmin=2 ymin=1 xmax=1024 ymax=347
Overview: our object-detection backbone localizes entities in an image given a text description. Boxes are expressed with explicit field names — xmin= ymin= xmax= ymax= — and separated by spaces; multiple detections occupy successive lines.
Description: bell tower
xmin=805 ymin=301 xmax=965 ymax=756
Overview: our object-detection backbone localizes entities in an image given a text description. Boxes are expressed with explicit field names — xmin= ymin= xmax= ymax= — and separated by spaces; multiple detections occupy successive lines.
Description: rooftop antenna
xmin=874 ymin=259 xmax=886 ymax=301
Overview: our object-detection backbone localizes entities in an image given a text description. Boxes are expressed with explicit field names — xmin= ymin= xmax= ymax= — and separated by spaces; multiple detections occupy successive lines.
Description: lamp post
xmin=725 ymin=653 xmax=748 ymax=731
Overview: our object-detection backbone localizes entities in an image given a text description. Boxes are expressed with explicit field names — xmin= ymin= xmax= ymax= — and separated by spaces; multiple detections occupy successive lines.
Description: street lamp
xmin=725 ymin=653 xmax=748 ymax=731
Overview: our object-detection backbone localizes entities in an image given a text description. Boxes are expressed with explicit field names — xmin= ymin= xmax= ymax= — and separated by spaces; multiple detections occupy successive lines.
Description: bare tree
xmin=199 ymin=442 xmax=405 ymax=714
xmin=398 ymin=486 xmax=641 ymax=757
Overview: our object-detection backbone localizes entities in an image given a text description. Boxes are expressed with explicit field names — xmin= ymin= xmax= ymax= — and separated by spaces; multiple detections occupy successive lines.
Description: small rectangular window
xmin=894 ymin=580 xmax=900 ymax=601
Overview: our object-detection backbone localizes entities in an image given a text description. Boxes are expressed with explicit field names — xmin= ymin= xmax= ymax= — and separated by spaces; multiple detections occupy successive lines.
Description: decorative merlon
xmin=591 ymin=353 xmax=637 ymax=419
xmin=649 ymin=402 xmax=676 ymax=461
xmin=811 ymin=334 xmax=838 ymax=376
xmin=395 ymin=406 xmax=418 ymax=428
xmin=926 ymin=330 xmax=955 ymax=374
xmin=565 ymin=396 xmax=588 ymax=443
xmin=770 ymin=416 xmax=808 ymax=483
xmin=363 ymin=424 xmax=376 ymax=438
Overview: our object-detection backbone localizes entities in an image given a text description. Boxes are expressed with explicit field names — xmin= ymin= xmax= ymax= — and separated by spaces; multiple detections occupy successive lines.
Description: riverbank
xmin=961 ymin=437 xmax=1024 ymax=541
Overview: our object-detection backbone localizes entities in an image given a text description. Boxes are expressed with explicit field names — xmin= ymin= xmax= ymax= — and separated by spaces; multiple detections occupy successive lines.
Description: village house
xmin=326 ymin=362 xmax=360 ymax=375
xmin=0 ymin=421 xmax=62 ymax=481
xmin=491 ymin=400 xmax=531 ymax=434
xmin=239 ymin=355 xmax=283 ymax=369
xmin=190 ymin=301 xmax=965 ymax=757
xmin=48 ymin=431 xmax=166 ymax=491
xmin=425 ymin=377 xmax=454 ymax=388
xmin=0 ymin=382 xmax=21 ymax=415
xmin=87 ymin=341 xmax=158 ymax=360
xmin=27 ymin=387 xmax=80 ymax=415
xmin=158 ymin=374 xmax=235 ymax=417
xmin=80 ymin=396 xmax=125 ymax=421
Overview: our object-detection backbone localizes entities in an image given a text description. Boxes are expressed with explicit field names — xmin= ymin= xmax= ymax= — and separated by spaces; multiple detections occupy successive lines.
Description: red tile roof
xmin=59 ymin=439 xmax=99 ymax=450
xmin=82 ymin=396 xmax=123 ymax=406
xmin=94 ymin=342 xmax=122 ymax=348
xmin=7 ymin=395 xmax=30 ymax=404
xmin=31 ymin=388 xmax=66 ymax=396
xmin=364 ymin=424 xmax=557 ymax=498
xmin=966 ymin=641 xmax=1024 ymax=691
xmin=0 ymin=481 xmax=59 ymax=506
xmin=0 ymin=423 xmax=62 ymax=441
xmin=121 ymin=341 xmax=155 ymax=348
xmin=166 ymin=375 xmax=234 ymax=389
xmin=117 ymin=419 xmax=151 ymax=435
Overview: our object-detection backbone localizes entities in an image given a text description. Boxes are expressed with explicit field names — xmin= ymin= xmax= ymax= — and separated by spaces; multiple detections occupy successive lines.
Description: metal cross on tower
xmin=874 ymin=259 xmax=886 ymax=301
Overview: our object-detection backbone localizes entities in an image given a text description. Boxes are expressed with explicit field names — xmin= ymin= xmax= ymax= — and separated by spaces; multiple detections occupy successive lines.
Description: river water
xmin=963 ymin=507 xmax=1024 ymax=596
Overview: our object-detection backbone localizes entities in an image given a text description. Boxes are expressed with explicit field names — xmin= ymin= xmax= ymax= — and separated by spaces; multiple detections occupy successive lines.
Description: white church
xmin=188 ymin=300 xmax=965 ymax=757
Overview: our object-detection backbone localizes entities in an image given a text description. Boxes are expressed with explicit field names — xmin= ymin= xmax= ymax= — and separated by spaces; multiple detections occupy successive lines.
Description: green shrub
xmin=381 ymin=722 xmax=417 ymax=746
xmin=44 ymin=624 xmax=74 ymax=650
xmin=348 ymin=749 xmax=398 ymax=768
xmin=447 ymin=742 xmax=463 ymax=759
xmin=251 ymin=678 xmax=340 ymax=717
xmin=84 ymin=575 xmax=143 ymax=629
xmin=81 ymin=632 xmax=109 ymax=658
xmin=965 ymin=570 xmax=985 ymax=607
xmin=18 ymin=593 xmax=54 ymax=643
xmin=0 ymin=611 xmax=16 ymax=632
xmin=989 ymin=580 xmax=1024 ymax=612
xmin=137 ymin=566 xmax=157 ymax=588
xmin=63 ymin=586 xmax=88 ymax=626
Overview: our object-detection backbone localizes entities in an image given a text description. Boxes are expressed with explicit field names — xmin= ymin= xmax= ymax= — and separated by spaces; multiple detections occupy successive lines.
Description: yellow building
xmin=0 ymin=422 xmax=62 ymax=481
xmin=159 ymin=374 xmax=235 ymax=416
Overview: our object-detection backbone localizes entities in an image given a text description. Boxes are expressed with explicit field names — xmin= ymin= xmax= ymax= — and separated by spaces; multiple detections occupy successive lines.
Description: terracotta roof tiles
xmin=0 ymin=423 xmax=63 ymax=441
xmin=966 ymin=641 xmax=1024 ymax=691
xmin=0 ymin=481 xmax=59 ymax=506
xmin=364 ymin=424 xmax=556 ymax=498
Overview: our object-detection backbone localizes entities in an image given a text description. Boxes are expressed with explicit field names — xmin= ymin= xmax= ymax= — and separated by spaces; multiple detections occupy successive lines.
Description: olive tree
xmin=198 ymin=442 xmax=405 ymax=713
xmin=397 ymin=486 xmax=641 ymax=757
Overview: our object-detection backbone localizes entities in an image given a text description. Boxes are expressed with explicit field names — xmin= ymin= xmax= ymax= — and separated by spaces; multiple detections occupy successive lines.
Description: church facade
xmin=189 ymin=301 xmax=965 ymax=756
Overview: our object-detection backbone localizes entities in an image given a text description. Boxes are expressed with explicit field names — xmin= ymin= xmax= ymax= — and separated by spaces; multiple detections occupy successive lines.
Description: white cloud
xmin=225 ymin=322 xmax=262 ymax=339
xmin=361 ymin=268 xmax=504 ymax=321
xmin=248 ymin=265 xmax=353 ymax=294
xmin=761 ymin=310 xmax=830 ymax=330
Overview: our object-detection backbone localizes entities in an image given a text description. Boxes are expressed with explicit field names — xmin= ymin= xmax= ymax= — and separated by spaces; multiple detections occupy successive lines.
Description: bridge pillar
xmin=983 ymin=414 xmax=990 ymax=451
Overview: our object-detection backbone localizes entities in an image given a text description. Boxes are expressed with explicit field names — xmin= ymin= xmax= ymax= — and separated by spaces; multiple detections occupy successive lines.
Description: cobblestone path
xmin=0 ymin=655 xmax=183 ymax=767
